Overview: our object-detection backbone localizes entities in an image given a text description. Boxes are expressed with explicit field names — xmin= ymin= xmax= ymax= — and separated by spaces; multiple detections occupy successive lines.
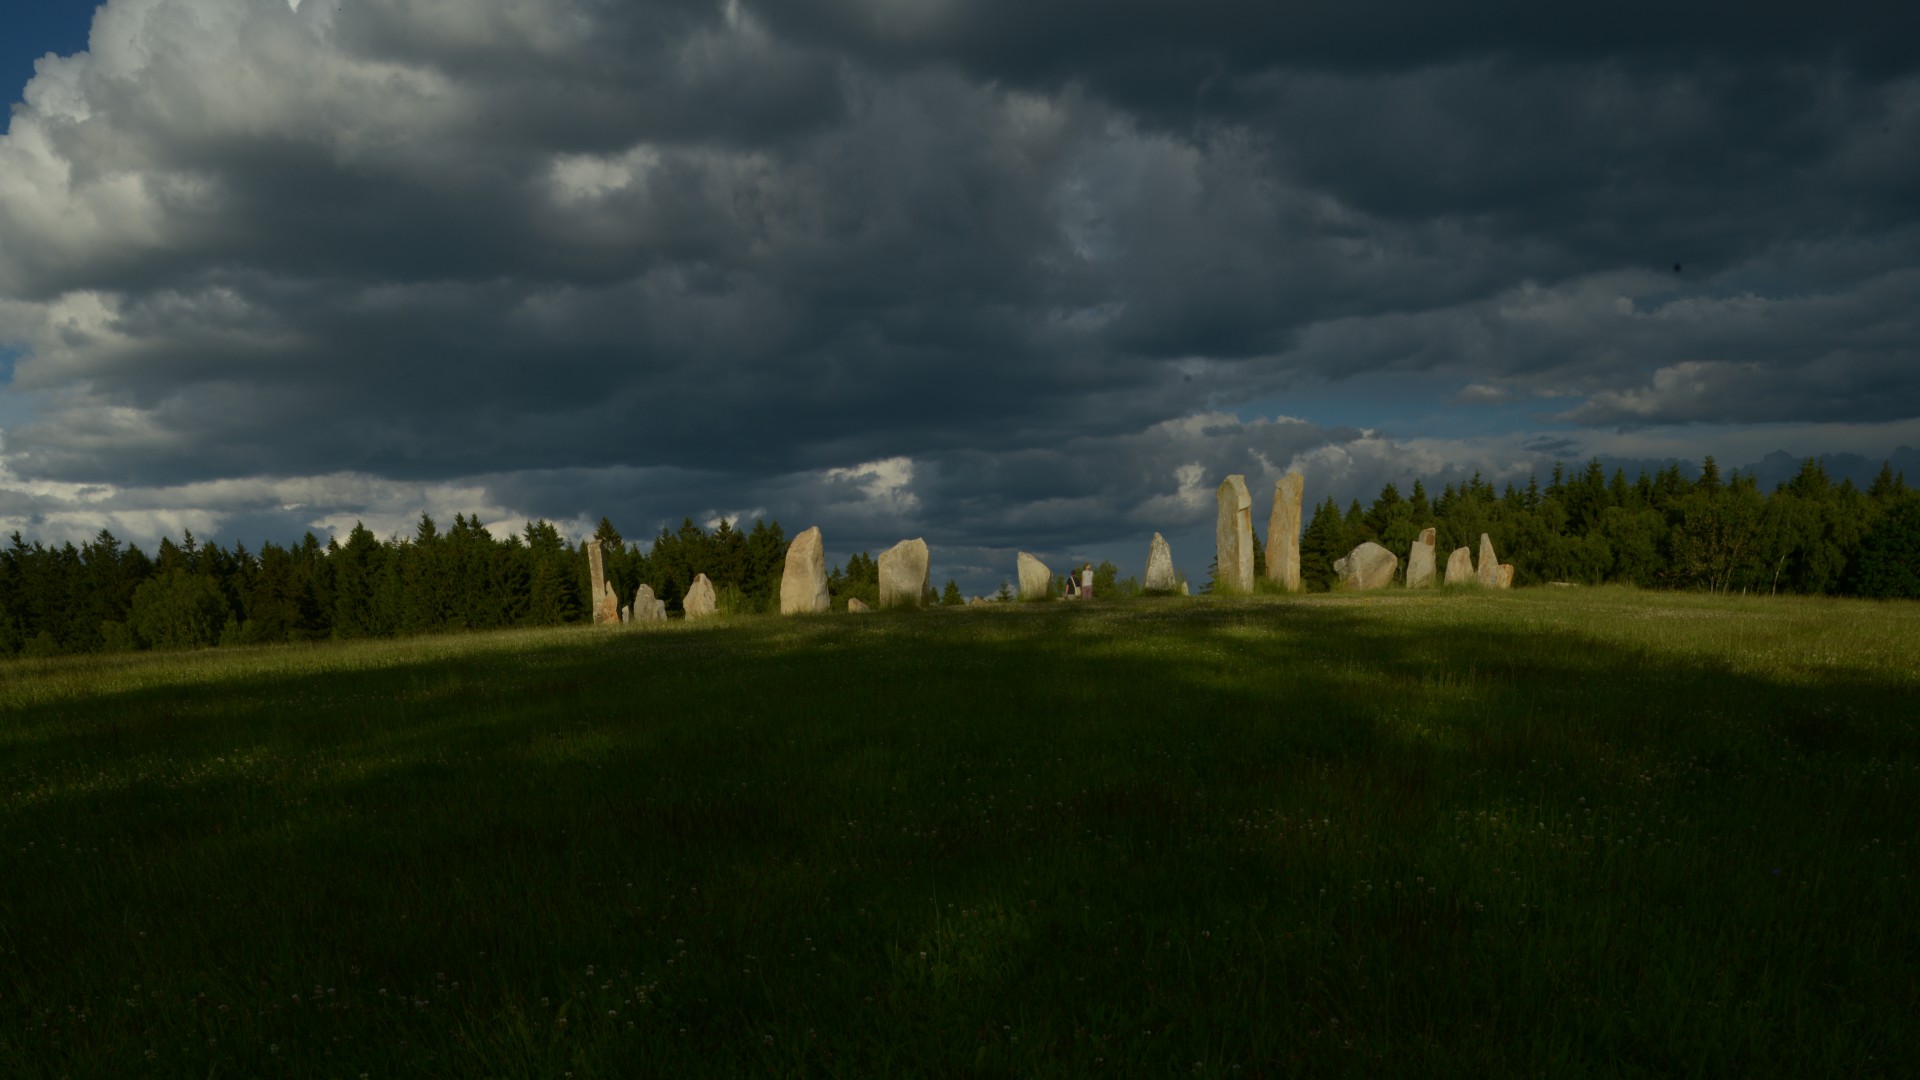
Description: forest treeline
xmin=2 ymin=456 xmax=1916 ymax=657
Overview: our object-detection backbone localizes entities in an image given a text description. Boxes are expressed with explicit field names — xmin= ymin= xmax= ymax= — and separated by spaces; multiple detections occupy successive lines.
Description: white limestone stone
xmin=1336 ymin=542 xmax=1399 ymax=590
xmin=1406 ymin=527 xmax=1438 ymax=588
xmin=780 ymin=526 xmax=831 ymax=615
xmin=1265 ymin=472 xmax=1304 ymax=591
xmin=1016 ymin=552 xmax=1051 ymax=600
xmin=1215 ymin=475 xmax=1254 ymax=593
xmin=684 ymin=573 xmax=718 ymax=619
xmin=878 ymin=538 xmax=930 ymax=610
xmin=1477 ymin=534 xmax=1501 ymax=587
xmin=1444 ymin=547 xmax=1475 ymax=585
xmin=1144 ymin=532 xmax=1177 ymax=593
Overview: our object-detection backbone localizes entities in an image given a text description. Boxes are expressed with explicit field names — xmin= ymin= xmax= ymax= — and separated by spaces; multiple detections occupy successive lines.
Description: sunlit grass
xmin=2 ymin=587 xmax=1915 ymax=1076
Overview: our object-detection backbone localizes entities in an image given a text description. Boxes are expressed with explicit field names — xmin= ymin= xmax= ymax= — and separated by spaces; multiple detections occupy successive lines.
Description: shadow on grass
xmin=2 ymin=593 xmax=1916 ymax=1075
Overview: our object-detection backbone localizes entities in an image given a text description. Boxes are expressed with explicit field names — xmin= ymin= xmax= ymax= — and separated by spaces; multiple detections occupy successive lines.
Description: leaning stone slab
xmin=684 ymin=573 xmax=718 ymax=619
xmin=1477 ymin=533 xmax=1501 ymax=587
xmin=780 ymin=526 xmax=831 ymax=614
xmin=1144 ymin=532 xmax=1177 ymax=593
xmin=847 ymin=598 xmax=870 ymax=613
xmin=1265 ymin=471 xmax=1305 ymax=591
xmin=1497 ymin=563 xmax=1515 ymax=589
xmin=1016 ymin=552 xmax=1051 ymax=600
xmin=1336 ymin=541 xmax=1399 ymax=590
xmin=1406 ymin=527 xmax=1438 ymax=588
xmin=878 ymin=538 xmax=931 ymax=609
xmin=1215 ymin=474 xmax=1254 ymax=593
xmin=1444 ymin=547 xmax=1475 ymax=585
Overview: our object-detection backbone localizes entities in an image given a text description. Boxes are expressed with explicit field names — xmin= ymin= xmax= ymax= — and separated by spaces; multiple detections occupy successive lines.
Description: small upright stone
xmin=878 ymin=538 xmax=931 ymax=609
xmin=620 ymin=606 xmax=631 ymax=624
xmin=1265 ymin=471 xmax=1305 ymax=591
xmin=780 ymin=526 xmax=831 ymax=615
xmin=1405 ymin=527 xmax=1438 ymax=588
xmin=1144 ymin=532 xmax=1177 ymax=593
xmin=1497 ymin=563 xmax=1515 ymax=589
xmin=1016 ymin=552 xmax=1051 ymax=600
xmin=633 ymin=584 xmax=664 ymax=622
xmin=597 ymin=581 xmax=620 ymax=625
xmin=1336 ymin=542 xmax=1399 ymax=590
xmin=1215 ymin=474 xmax=1254 ymax=593
xmin=652 ymin=599 xmax=667 ymax=620
xmin=684 ymin=573 xmax=718 ymax=619
xmin=1477 ymin=534 xmax=1501 ymax=587
xmin=1444 ymin=547 xmax=1475 ymax=585
xmin=847 ymin=597 xmax=870 ymax=613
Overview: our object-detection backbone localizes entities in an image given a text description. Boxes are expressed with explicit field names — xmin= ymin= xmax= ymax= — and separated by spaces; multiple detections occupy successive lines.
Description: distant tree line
xmin=0 ymin=513 xmax=965 ymax=657
xmin=1267 ymin=456 xmax=1916 ymax=598
xmin=4 ymin=456 xmax=1916 ymax=657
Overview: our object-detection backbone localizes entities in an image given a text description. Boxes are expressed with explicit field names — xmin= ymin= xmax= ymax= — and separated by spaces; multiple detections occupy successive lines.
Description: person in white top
xmin=1080 ymin=563 xmax=1094 ymax=600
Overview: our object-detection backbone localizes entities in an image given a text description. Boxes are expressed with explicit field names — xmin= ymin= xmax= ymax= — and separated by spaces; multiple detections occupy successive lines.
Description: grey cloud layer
xmin=1 ymin=0 xmax=1916 ymax=556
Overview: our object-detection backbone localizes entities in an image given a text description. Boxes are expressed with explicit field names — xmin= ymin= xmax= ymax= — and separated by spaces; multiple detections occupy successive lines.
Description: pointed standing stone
xmin=1215 ymin=475 xmax=1254 ymax=593
xmin=1477 ymin=534 xmax=1501 ymax=587
xmin=1497 ymin=563 xmax=1515 ymax=589
xmin=1265 ymin=471 xmax=1305 ymax=591
xmin=780 ymin=526 xmax=831 ymax=615
xmin=1444 ymin=547 xmax=1475 ymax=585
xmin=587 ymin=539 xmax=615 ymax=625
xmin=878 ymin=538 xmax=931 ymax=610
xmin=1016 ymin=552 xmax=1051 ymax=600
xmin=1144 ymin=532 xmax=1177 ymax=593
xmin=684 ymin=573 xmax=718 ymax=619
xmin=1406 ymin=527 xmax=1438 ymax=588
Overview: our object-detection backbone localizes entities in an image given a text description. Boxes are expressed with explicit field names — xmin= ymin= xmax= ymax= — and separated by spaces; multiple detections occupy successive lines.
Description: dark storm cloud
xmin=2 ymin=0 xmax=1917 ymax=555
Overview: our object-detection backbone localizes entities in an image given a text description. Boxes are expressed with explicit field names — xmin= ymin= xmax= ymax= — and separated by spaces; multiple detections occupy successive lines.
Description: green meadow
xmin=2 ymin=587 xmax=1915 ymax=1077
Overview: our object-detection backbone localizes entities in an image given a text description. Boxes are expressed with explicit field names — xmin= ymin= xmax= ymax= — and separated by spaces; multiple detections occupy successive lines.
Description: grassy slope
xmin=1 ymin=587 xmax=1916 ymax=1077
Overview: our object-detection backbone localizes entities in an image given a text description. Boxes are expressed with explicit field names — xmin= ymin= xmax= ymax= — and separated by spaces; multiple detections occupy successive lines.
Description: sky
xmin=1 ymin=0 xmax=1917 ymax=593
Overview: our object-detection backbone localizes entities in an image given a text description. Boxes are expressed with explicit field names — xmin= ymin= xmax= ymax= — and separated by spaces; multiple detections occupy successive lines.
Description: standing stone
xmin=1215 ymin=474 xmax=1254 ymax=594
xmin=1477 ymin=534 xmax=1501 ymax=587
xmin=1497 ymin=563 xmax=1515 ymax=589
xmin=1265 ymin=472 xmax=1305 ymax=591
xmin=1178 ymin=581 xmax=1190 ymax=596
xmin=1333 ymin=541 xmax=1399 ymax=590
xmin=652 ymin=599 xmax=667 ymax=620
xmin=780 ymin=526 xmax=831 ymax=615
xmin=596 ymin=582 xmax=620 ymax=625
xmin=847 ymin=598 xmax=870 ymax=613
xmin=632 ymin=584 xmax=664 ymax=622
xmin=1444 ymin=547 xmax=1475 ymax=585
xmin=1144 ymin=532 xmax=1178 ymax=593
xmin=684 ymin=573 xmax=718 ymax=619
xmin=620 ymin=606 xmax=630 ymax=624
xmin=1016 ymin=552 xmax=1052 ymax=600
xmin=878 ymin=538 xmax=931 ymax=610
xmin=1405 ymin=527 xmax=1438 ymax=588
xmin=587 ymin=539 xmax=615 ymax=625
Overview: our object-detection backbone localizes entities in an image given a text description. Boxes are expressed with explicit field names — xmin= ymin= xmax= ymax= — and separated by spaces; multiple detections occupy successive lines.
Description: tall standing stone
xmin=1444 ymin=547 xmax=1475 ymax=585
xmin=1016 ymin=552 xmax=1051 ymax=600
xmin=1405 ymin=527 xmax=1438 ymax=588
xmin=1144 ymin=532 xmax=1177 ymax=593
xmin=780 ymin=526 xmax=831 ymax=615
xmin=586 ymin=539 xmax=614 ymax=625
xmin=878 ymin=538 xmax=931 ymax=610
xmin=1215 ymin=474 xmax=1254 ymax=594
xmin=633 ymin=585 xmax=664 ymax=622
xmin=684 ymin=573 xmax=718 ymax=619
xmin=1334 ymin=541 xmax=1400 ymax=590
xmin=1265 ymin=471 xmax=1305 ymax=591
xmin=1477 ymin=534 xmax=1501 ymax=587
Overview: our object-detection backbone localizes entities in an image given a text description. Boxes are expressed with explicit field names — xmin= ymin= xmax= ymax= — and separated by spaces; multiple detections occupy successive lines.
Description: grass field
xmin=2 ymin=586 xmax=1916 ymax=1077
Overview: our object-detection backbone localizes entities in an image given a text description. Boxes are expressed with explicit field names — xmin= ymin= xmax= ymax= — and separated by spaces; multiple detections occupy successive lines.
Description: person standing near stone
xmin=1064 ymin=569 xmax=1079 ymax=599
xmin=1080 ymin=563 xmax=1094 ymax=600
